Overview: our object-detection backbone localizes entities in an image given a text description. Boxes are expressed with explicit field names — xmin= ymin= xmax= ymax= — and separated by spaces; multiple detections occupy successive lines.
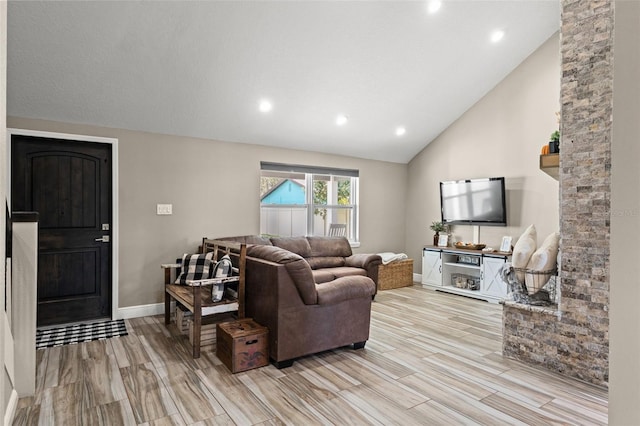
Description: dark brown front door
xmin=12 ymin=135 xmax=112 ymax=326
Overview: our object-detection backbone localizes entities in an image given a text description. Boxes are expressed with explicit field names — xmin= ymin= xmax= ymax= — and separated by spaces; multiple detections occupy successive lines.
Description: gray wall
xmin=610 ymin=0 xmax=640 ymax=422
xmin=7 ymin=34 xmax=562 ymax=309
xmin=405 ymin=33 xmax=561 ymax=267
xmin=6 ymin=117 xmax=407 ymax=309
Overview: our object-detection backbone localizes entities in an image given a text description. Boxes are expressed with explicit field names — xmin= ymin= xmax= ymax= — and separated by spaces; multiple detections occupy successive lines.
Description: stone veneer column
xmin=502 ymin=0 xmax=613 ymax=386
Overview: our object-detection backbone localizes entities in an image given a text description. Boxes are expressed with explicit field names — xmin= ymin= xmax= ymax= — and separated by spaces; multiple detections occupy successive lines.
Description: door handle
xmin=95 ymin=236 xmax=110 ymax=243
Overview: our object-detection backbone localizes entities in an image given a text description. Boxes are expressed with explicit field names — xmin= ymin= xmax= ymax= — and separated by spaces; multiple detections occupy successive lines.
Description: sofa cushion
xmin=312 ymin=269 xmax=335 ymax=284
xmin=247 ymin=244 xmax=301 ymax=264
xmin=316 ymin=276 xmax=375 ymax=305
xmin=328 ymin=266 xmax=368 ymax=279
xmin=270 ymin=236 xmax=312 ymax=258
xmin=306 ymin=256 xmax=345 ymax=270
xmin=307 ymin=236 xmax=352 ymax=258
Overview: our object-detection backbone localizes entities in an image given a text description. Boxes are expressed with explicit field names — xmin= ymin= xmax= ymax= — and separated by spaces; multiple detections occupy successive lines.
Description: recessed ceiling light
xmin=336 ymin=114 xmax=348 ymax=126
xmin=258 ymin=99 xmax=273 ymax=113
xmin=427 ymin=1 xmax=442 ymax=14
xmin=396 ymin=127 xmax=406 ymax=136
xmin=490 ymin=30 xmax=505 ymax=43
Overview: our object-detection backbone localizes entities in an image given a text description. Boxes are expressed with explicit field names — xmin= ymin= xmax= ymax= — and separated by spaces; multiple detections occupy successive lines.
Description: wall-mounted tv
xmin=440 ymin=177 xmax=507 ymax=227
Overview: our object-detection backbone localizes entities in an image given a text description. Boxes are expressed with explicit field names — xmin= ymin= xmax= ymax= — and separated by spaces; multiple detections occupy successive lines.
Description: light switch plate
xmin=157 ymin=204 xmax=173 ymax=215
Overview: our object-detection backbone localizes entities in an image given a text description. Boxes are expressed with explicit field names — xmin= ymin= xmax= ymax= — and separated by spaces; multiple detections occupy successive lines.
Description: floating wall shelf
xmin=540 ymin=153 xmax=559 ymax=180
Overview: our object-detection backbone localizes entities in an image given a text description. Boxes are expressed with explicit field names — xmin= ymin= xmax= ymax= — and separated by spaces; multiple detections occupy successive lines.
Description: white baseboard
xmin=4 ymin=389 xmax=17 ymax=426
xmin=413 ymin=273 xmax=422 ymax=284
xmin=116 ymin=303 xmax=165 ymax=320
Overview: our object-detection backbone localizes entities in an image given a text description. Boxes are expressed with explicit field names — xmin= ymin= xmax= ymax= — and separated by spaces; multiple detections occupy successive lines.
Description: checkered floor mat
xmin=36 ymin=319 xmax=128 ymax=349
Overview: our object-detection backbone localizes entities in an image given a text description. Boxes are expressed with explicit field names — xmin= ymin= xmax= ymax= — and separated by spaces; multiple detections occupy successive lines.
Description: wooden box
xmin=188 ymin=320 xmax=217 ymax=348
xmin=216 ymin=318 xmax=269 ymax=373
xmin=378 ymin=258 xmax=414 ymax=290
xmin=175 ymin=305 xmax=192 ymax=335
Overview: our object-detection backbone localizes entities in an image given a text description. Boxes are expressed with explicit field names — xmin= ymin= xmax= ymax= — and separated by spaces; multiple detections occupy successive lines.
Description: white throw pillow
xmin=512 ymin=224 xmax=537 ymax=282
xmin=525 ymin=232 xmax=560 ymax=292
xmin=526 ymin=232 xmax=560 ymax=272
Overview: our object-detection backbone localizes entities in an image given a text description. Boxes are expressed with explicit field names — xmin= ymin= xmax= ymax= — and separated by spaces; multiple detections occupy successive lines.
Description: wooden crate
xmin=378 ymin=258 xmax=414 ymax=290
xmin=188 ymin=320 xmax=217 ymax=348
xmin=175 ymin=305 xmax=192 ymax=335
xmin=216 ymin=318 xmax=269 ymax=373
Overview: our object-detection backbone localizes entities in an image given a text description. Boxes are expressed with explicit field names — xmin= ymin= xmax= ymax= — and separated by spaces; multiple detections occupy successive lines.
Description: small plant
xmin=550 ymin=111 xmax=561 ymax=143
xmin=430 ymin=221 xmax=446 ymax=233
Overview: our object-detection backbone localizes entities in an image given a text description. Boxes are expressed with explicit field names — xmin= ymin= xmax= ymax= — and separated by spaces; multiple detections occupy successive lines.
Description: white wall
xmin=610 ymin=0 xmax=640 ymax=423
xmin=10 ymin=220 xmax=37 ymax=397
xmin=405 ymin=33 xmax=561 ymax=268
xmin=6 ymin=117 xmax=407 ymax=309
xmin=0 ymin=0 xmax=9 ymax=418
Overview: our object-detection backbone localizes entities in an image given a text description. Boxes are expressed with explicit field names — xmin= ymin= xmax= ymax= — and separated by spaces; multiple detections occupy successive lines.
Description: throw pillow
xmin=270 ymin=236 xmax=312 ymax=257
xmin=526 ymin=232 xmax=560 ymax=271
xmin=175 ymin=252 xmax=215 ymax=285
xmin=212 ymin=254 xmax=233 ymax=278
xmin=512 ymin=224 xmax=537 ymax=282
xmin=306 ymin=256 xmax=345 ymax=270
xmin=525 ymin=232 xmax=560 ymax=292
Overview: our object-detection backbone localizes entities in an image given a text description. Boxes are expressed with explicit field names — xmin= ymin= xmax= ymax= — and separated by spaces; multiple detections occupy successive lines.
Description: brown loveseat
xmin=219 ymin=235 xmax=382 ymax=368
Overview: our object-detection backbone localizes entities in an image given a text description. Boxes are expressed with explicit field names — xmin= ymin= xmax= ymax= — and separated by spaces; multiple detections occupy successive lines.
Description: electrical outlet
xmin=157 ymin=204 xmax=173 ymax=215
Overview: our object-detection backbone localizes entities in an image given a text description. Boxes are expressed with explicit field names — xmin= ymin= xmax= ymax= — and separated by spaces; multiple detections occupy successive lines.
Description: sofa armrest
xmin=247 ymin=245 xmax=318 ymax=304
xmin=345 ymin=253 xmax=382 ymax=269
xmin=345 ymin=253 xmax=382 ymax=290
xmin=316 ymin=276 xmax=376 ymax=305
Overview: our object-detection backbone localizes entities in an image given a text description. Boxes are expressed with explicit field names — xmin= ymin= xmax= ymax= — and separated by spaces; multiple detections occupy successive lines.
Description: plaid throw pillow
xmin=175 ymin=252 xmax=214 ymax=284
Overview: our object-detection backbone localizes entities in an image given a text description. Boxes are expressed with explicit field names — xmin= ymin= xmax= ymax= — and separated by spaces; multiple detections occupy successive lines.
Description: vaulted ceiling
xmin=7 ymin=1 xmax=560 ymax=163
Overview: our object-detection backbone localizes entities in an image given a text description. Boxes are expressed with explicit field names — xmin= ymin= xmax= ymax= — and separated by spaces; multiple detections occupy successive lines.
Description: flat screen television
xmin=440 ymin=177 xmax=507 ymax=226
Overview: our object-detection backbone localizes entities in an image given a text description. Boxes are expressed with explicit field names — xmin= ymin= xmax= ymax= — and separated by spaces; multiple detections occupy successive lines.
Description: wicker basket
xmin=378 ymin=259 xmax=413 ymax=290
xmin=514 ymin=267 xmax=557 ymax=295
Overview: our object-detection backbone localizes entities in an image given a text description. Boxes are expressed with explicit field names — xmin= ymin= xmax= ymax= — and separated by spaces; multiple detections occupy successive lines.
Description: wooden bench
xmin=163 ymin=239 xmax=246 ymax=358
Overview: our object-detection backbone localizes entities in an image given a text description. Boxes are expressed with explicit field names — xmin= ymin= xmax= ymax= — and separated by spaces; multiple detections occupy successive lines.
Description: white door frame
xmin=6 ymin=128 xmax=120 ymax=320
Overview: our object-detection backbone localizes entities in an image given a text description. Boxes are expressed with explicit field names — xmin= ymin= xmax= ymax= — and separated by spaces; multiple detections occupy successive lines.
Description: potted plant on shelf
xmin=430 ymin=221 xmax=446 ymax=246
xmin=549 ymin=130 xmax=560 ymax=153
xmin=549 ymin=111 xmax=560 ymax=153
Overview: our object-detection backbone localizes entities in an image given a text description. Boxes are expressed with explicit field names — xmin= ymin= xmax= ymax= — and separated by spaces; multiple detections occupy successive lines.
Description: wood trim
xmin=10 ymin=212 xmax=38 ymax=222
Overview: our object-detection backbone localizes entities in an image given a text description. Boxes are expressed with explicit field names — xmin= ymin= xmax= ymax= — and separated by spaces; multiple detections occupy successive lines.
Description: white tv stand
xmin=421 ymin=246 xmax=510 ymax=303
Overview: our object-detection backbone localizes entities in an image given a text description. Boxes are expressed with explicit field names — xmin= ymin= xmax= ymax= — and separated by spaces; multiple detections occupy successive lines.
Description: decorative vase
xmin=433 ymin=232 xmax=439 ymax=246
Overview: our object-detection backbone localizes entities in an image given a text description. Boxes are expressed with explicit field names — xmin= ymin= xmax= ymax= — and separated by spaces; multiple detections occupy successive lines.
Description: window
xmin=260 ymin=162 xmax=359 ymax=242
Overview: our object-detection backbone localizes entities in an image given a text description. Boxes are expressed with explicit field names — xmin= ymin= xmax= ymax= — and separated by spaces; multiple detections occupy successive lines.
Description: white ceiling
xmin=7 ymin=1 xmax=560 ymax=164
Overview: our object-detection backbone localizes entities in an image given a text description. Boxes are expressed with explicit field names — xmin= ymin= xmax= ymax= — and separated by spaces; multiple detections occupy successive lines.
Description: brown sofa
xmin=219 ymin=235 xmax=382 ymax=367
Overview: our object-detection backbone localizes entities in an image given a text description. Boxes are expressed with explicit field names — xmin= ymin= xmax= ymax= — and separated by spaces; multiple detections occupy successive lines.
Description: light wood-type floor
xmin=12 ymin=285 xmax=608 ymax=425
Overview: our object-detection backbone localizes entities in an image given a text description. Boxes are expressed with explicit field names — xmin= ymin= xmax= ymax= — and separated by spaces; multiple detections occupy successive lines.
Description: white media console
xmin=422 ymin=246 xmax=510 ymax=303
